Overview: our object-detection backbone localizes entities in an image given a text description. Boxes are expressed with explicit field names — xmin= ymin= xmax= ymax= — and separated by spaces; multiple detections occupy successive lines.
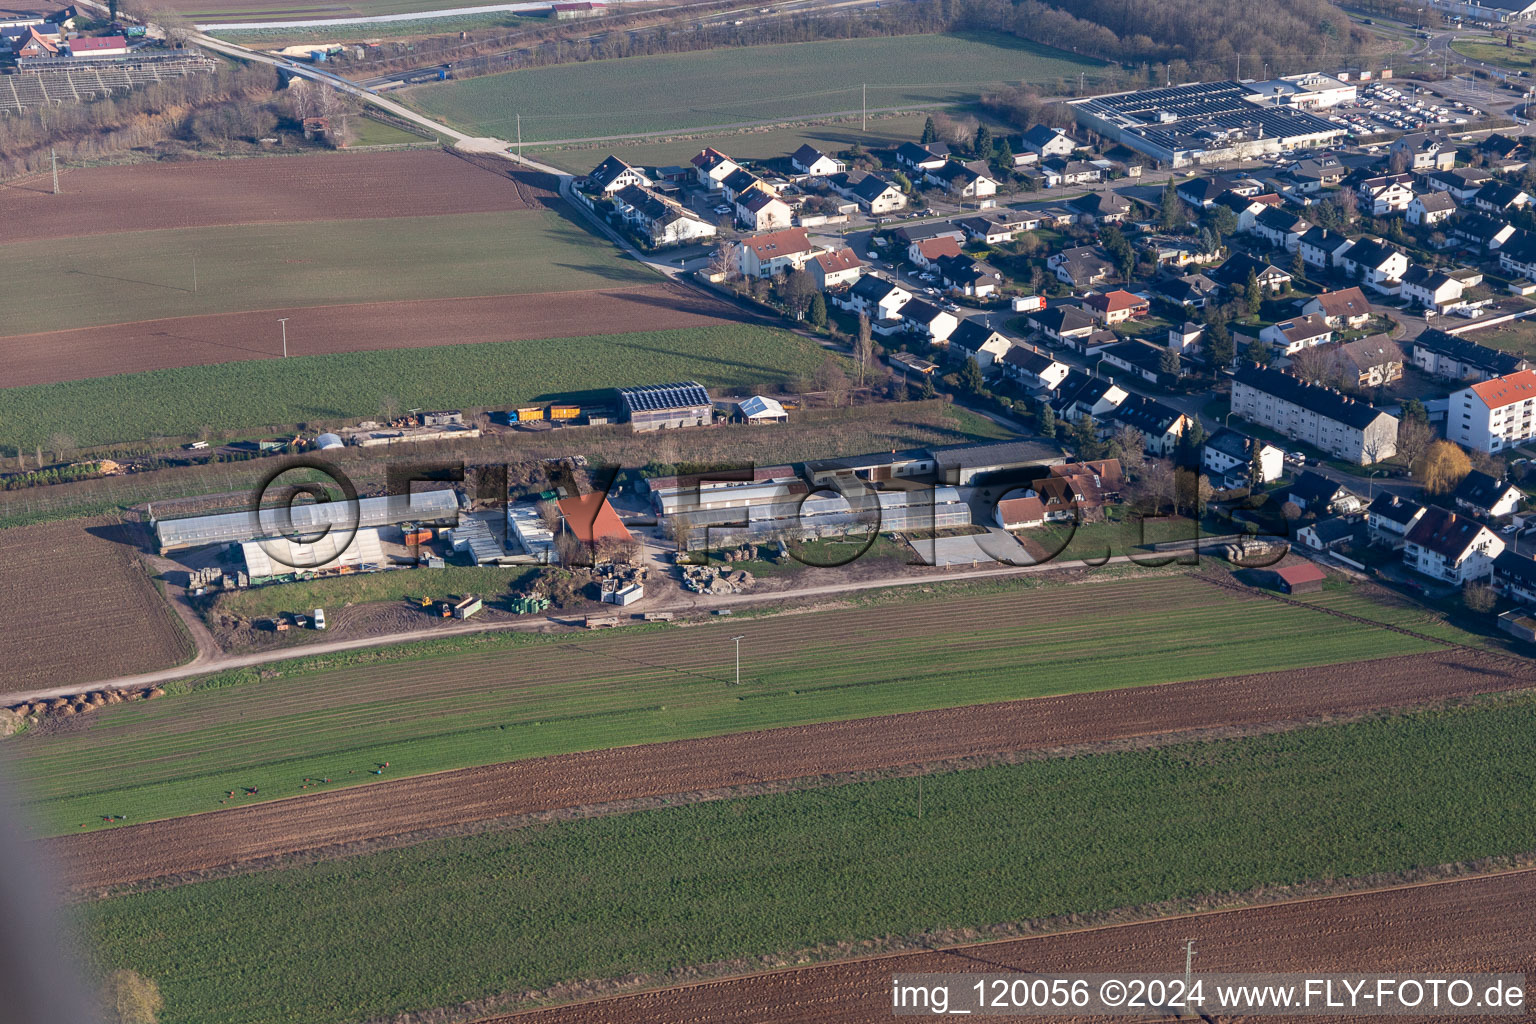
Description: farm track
xmin=0 ymin=150 xmax=553 ymax=241
xmin=0 ymin=284 xmax=740 ymax=387
xmin=496 ymin=868 xmax=1536 ymax=1023
xmin=44 ymin=648 xmax=1536 ymax=890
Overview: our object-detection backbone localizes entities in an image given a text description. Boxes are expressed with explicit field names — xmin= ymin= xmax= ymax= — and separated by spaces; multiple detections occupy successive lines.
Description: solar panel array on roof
xmin=618 ymin=381 xmax=711 ymax=412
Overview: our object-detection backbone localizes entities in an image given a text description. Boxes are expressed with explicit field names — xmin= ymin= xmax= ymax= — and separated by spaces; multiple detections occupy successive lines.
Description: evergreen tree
xmin=1205 ymin=327 xmax=1236 ymax=368
xmin=974 ymin=124 xmax=994 ymax=160
xmin=808 ymin=291 xmax=827 ymax=328
xmin=1290 ymin=248 xmax=1306 ymax=281
xmin=920 ymin=116 xmax=938 ymax=145
xmin=995 ymin=139 xmax=1014 ymax=172
xmin=1159 ymin=348 xmax=1181 ymax=377
xmin=1159 ymin=182 xmax=1183 ymax=231
xmin=1249 ymin=441 xmax=1268 ymax=489
xmin=1244 ymin=269 xmax=1262 ymax=315
xmin=959 ymin=356 xmax=985 ymax=394
xmin=919 ymin=372 xmax=937 ymax=399
xmin=1244 ymin=336 xmax=1272 ymax=367
xmin=1038 ymin=400 xmax=1056 ymax=437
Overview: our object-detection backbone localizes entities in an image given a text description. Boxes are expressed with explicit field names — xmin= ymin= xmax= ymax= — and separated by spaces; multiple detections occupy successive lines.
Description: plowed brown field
xmin=0 ymin=285 xmax=740 ymax=387
xmin=46 ymin=649 xmax=1535 ymax=890
xmin=0 ymin=151 xmax=551 ymax=241
xmin=0 ymin=520 xmax=192 ymax=692
xmin=499 ymin=870 xmax=1536 ymax=1024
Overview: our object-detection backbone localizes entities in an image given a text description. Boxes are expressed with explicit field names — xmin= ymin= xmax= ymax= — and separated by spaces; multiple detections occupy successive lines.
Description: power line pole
xmin=277 ymin=317 xmax=289 ymax=358
xmin=730 ymin=635 xmax=744 ymax=686
xmin=192 ymin=252 xmax=197 ymax=293
xmin=861 ymin=83 xmax=866 ymax=131
xmin=516 ymin=113 xmax=521 ymax=159
xmin=50 ymin=147 xmax=58 ymax=195
xmin=1184 ymin=940 xmax=1196 ymax=991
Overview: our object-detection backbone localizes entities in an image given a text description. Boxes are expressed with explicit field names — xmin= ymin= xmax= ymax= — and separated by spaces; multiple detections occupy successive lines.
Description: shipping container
xmin=548 ymin=404 xmax=581 ymax=420
xmin=515 ymin=406 xmax=545 ymax=422
xmin=452 ymin=595 xmax=483 ymax=619
xmin=403 ymin=528 xmax=433 ymax=546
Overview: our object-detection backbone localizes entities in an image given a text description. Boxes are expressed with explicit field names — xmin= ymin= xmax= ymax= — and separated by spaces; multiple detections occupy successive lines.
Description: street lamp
xmin=730 ymin=635 xmax=744 ymax=686
xmin=277 ymin=317 xmax=289 ymax=358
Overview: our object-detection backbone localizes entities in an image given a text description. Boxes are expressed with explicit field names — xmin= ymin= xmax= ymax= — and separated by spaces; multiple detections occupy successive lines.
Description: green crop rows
xmin=0 ymin=324 xmax=829 ymax=450
xmin=80 ymin=697 xmax=1536 ymax=1024
xmin=406 ymin=33 xmax=1106 ymax=142
xmin=11 ymin=577 xmax=1469 ymax=834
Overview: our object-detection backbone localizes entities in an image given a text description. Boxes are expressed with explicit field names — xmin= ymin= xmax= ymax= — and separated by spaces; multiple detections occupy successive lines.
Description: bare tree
xmin=853 ymin=314 xmax=874 ymax=387
xmin=1289 ymin=344 xmax=1344 ymax=389
xmin=47 ymin=432 xmax=76 ymax=464
xmin=1395 ymin=415 xmax=1433 ymax=470
xmin=708 ymin=239 xmax=737 ymax=282
xmin=378 ymin=394 xmax=401 ymax=422
xmin=536 ymin=499 xmax=561 ymax=533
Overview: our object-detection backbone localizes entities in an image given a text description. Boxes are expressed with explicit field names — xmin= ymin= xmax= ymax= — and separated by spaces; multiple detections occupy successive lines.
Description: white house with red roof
xmin=1447 ymin=368 xmax=1536 ymax=452
xmin=67 ymin=34 xmax=128 ymax=56
xmin=735 ymin=227 xmax=817 ymax=278
xmin=809 ymin=248 xmax=864 ymax=290
xmin=691 ymin=147 xmax=740 ymax=190
xmin=1081 ymin=289 xmax=1149 ymax=325
xmin=907 ymin=235 xmax=963 ymax=269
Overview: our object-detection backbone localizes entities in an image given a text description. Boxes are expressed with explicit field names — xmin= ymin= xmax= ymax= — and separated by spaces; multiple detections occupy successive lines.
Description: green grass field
xmin=80 ymin=697 xmax=1536 ymax=1024
xmin=407 ymin=33 xmax=1105 ymax=143
xmin=1451 ymin=35 xmax=1536 ymax=72
xmin=348 ymin=117 xmax=436 ymax=147
xmin=10 ymin=576 xmax=1474 ymax=835
xmin=209 ymin=564 xmax=539 ymax=619
xmin=179 ymin=0 xmax=519 ymax=23
xmin=0 ymin=324 xmax=828 ymax=449
xmin=531 ymin=113 xmax=933 ymax=174
xmin=0 ymin=209 xmax=650 ymax=337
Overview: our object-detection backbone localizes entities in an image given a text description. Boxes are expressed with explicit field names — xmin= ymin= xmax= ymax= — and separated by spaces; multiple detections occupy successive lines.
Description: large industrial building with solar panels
xmin=1070 ymin=79 xmax=1349 ymax=167
xmin=618 ymin=381 xmax=713 ymax=432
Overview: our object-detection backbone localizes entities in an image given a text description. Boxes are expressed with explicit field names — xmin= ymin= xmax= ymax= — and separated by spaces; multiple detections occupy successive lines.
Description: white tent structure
xmin=241 ymin=527 xmax=385 ymax=577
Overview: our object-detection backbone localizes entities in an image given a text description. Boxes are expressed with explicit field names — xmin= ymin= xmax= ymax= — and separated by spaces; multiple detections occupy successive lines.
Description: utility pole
xmin=50 ymin=147 xmax=58 ymax=195
xmin=861 ymin=83 xmax=866 ymax=131
xmin=1183 ymin=940 xmax=1196 ymax=991
xmin=516 ymin=113 xmax=522 ymax=158
xmin=192 ymin=252 xmax=197 ymax=293
xmin=730 ymin=635 xmax=744 ymax=686
xmin=277 ymin=317 xmax=289 ymax=358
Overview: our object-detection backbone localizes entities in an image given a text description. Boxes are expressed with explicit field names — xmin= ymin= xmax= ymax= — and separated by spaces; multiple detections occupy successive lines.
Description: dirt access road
xmin=499 ymin=869 xmax=1536 ymax=1023
xmin=47 ymin=649 xmax=1533 ymax=890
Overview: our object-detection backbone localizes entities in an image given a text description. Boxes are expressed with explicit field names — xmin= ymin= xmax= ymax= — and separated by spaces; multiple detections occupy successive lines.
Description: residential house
xmin=1336 ymin=238 xmax=1409 ymax=293
xmin=1450 ymin=212 xmax=1516 ymax=251
xmin=1498 ymin=229 xmax=1536 ymax=280
xmin=735 ymin=186 xmax=793 ymax=232
xmin=1297 ymin=517 xmax=1363 ymax=552
xmin=1424 ymin=166 xmax=1494 ymax=202
xmin=790 ymin=144 xmax=843 ymax=177
xmin=1167 ymin=321 xmax=1205 ymax=358
xmin=1049 ymin=246 xmax=1114 ymax=289
xmin=930 ymin=160 xmax=998 ymax=198
xmin=585 ymin=155 xmax=652 ymax=194
xmin=1021 ymin=124 xmax=1076 ymax=158
xmin=1261 ymin=313 xmax=1333 ymax=355
xmin=841 ymin=274 xmax=913 ymax=321
xmin=1413 ymin=329 xmax=1529 ymax=382
xmin=1107 ymin=394 xmax=1189 ymax=456
xmin=1203 ymin=428 xmax=1284 ymax=486
xmin=1472 ymin=181 xmax=1532 ymax=215
xmin=1209 ymin=253 xmax=1292 ymax=295
xmin=1041 ymin=157 xmax=1102 ymax=186
xmin=1453 ymin=469 xmax=1525 ymax=519
xmin=1046 ymin=370 xmax=1128 ymax=422
xmin=1407 ymin=191 xmax=1457 ymax=227
xmin=1254 ymin=206 xmax=1309 ymax=252
xmin=1402 ymin=506 xmax=1505 ymax=584
xmin=1288 ymin=470 xmax=1360 ymax=515
xmin=892 ymin=222 xmax=966 ymax=246
xmin=692 ymin=147 xmax=740 ymax=190
xmin=1334 ymin=335 xmax=1405 ymax=388
xmin=1067 ymin=190 xmax=1132 ymax=225
xmin=1152 ymin=271 xmax=1220 ymax=309
xmin=1231 ymin=364 xmax=1399 ymax=464
xmin=894 ymin=141 xmax=949 ymax=174
xmin=736 ymin=227 xmax=817 ymax=278
xmin=1494 ymin=549 xmax=1536 ymax=603
xmin=1399 ymin=264 xmax=1464 ymax=312
xmin=1138 ymin=235 xmax=1220 ymax=268
xmin=1028 ymin=305 xmax=1097 ymax=345
xmin=1298 ymin=226 xmax=1352 ymax=269
xmin=1176 ymin=175 xmax=1240 ymax=209
xmin=956 ymin=213 xmax=1026 ymax=244
xmin=946 ymin=318 xmax=1011 ymax=368
xmin=902 ymin=299 xmax=960 ymax=344
xmin=1357 ymin=175 xmax=1415 ymax=216
xmin=1283 ymin=155 xmax=1345 ymax=193
xmin=848 ymin=173 xmax=907 ymax=214
xmin=10 ymin=25 xmax=57 ymax=55
xmin=611 ymin=185 xmax=716 ymax=246
xmin=1213 ymin=190 xmax=1268 ymax=233
xmin=1390 ymin=131 xmax=1455 ymax=171
xmin=809 ymin=249 xmax=864 ymax=291
xmin=1100 ymin=339 xmax=1170 ymax=384
xmin=995 ymin=494 xmax=1048 ymax=529
xmin=1302 ymin=287 xmax=1372 ymax=329
xmin=935 ymin=253 xmax=1002 ymax=298
xmin=1002 ymin=345 xmax=1070 ymax=390
xmin=1446 ymin=368 xmax=1536 ymax=453
xmin=908 ymin=236 xmax=964 ymax=269
xmin=1479 ymin=133 xmax=1525 ymax=164
xmin=1367 ymin=493 xmax=1426 ymax=548
xmin=1082 ymin=289 xmax=1150 ymax=325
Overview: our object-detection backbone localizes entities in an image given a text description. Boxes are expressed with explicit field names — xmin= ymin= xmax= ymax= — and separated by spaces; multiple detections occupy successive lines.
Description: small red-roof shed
xmin=1273 ymin=562 xmax=1325 ymax=594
